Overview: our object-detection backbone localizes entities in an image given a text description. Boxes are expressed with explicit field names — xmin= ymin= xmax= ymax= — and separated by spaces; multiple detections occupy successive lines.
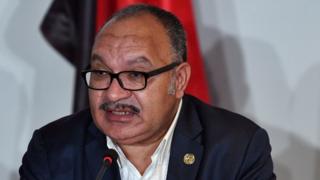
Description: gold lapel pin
xmin=183 ymin=153 xmax=195 ymax=165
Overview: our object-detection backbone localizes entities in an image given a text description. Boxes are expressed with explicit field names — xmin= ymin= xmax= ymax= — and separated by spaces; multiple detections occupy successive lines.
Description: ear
xmin=174 ymin=62 xmax=191 ymax=98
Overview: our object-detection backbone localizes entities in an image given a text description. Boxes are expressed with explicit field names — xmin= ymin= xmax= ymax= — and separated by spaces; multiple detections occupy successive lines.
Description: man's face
xmin=89 ymin=14 xmax=187 ymax=146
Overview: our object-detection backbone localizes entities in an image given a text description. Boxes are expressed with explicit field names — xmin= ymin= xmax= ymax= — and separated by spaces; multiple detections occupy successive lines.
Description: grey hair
xmin=167 ymin=73 xmax=176 ymax=95
xmin=99 ymin=3 xmax=187 ymax=63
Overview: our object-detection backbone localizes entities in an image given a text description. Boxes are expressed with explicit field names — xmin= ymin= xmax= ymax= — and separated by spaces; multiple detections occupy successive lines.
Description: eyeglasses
xmin=81 ymin=62 xmax=180 ymax=91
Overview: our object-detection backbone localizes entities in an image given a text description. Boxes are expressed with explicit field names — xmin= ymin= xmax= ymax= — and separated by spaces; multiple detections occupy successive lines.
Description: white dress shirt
xmin=106 ymin=100 xmax=182 ymax=180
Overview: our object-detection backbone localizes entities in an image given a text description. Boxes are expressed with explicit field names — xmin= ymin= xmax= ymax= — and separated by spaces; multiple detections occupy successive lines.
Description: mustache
xmin=99 ymin=101 xmax=140 ymax=114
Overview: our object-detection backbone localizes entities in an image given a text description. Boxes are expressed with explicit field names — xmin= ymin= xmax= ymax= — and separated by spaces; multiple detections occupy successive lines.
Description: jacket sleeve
xmin=19 ymin=130 xmax=50 ymax=180
xmin=237 ymin=128 xmax=276 ymax=180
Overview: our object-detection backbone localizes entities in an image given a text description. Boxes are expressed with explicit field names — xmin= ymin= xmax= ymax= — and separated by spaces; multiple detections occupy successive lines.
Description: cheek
xmin=89 ymin=91 xmax=101 ymax=108
xmin=89 ymin=91 xmax=105 ymax=120
xmin=135 ymin=82 xmax=172 ymax=118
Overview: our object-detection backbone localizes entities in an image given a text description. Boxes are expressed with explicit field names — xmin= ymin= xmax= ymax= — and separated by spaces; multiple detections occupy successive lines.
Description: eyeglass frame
xmin=81 ymin=62 xmax=181 ymax=91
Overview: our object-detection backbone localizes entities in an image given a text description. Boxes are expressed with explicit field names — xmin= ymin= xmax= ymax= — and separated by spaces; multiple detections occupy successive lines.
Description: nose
xmin=105 ymin=78 xmax=132 ymax=102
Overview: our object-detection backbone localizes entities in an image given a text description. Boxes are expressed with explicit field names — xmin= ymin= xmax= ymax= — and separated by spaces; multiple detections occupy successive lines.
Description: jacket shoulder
xmin=36 ymin=109 xmax=92 ymax=151
xmin=183 ymin=95 xmax=262 ymax=142
xmin=39 ymin=109 xmax=92 ymax=134
xmin=19 ymin=109 xmax=93 ymax=179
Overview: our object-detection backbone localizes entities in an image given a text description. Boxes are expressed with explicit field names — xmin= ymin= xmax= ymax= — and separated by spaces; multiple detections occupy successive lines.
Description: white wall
xmin=0 ymin=0 xmax=74 ymax=179
xmin=193 ymin=0 xmax=320 ymax=179
xmin=0 ymin=0 xmax=319 ymax=179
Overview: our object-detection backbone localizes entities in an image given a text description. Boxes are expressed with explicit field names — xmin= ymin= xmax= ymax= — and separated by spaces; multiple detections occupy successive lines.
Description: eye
xmin=124 ymin=71 xmax=145 ymax=82
xmin=93 ymin=70 xmax=108 ymax=75
xmin=91 ymin=70 xmax=109 ymax=79
xmin=128 ymin=72 xmax=144 ymax=79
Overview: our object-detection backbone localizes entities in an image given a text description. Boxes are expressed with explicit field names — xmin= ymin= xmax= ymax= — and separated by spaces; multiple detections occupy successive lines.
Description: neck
xmin=119 ymin=139 xmax=162 ymax=175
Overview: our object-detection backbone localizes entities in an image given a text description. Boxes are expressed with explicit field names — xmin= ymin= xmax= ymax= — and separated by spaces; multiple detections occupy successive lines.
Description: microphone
xmin=95 ymin=149 xmax=119 ymax=180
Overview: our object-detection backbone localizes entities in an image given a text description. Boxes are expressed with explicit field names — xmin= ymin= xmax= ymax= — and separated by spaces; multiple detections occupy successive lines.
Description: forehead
xmin=92 ymin=14 xmax=173 ymax=66
xmin=99 ymin=13 xmax=167 ymax=40
xmin=93 ymin=33 xmax=153 ymax=53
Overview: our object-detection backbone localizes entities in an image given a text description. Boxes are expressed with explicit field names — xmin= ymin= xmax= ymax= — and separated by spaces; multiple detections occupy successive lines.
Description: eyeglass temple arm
xmin=147 ymin=62 xmax=181 ymax=77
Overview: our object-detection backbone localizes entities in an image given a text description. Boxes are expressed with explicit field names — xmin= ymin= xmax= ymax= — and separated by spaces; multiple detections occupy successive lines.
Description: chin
xmin=107 ymin=127 xmax=148 ymax=145
xmin=108 ymin=133 xmax=139 ymax=145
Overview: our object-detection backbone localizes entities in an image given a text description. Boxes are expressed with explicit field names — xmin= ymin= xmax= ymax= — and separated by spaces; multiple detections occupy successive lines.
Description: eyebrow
xmin=91 ymin=54 xmax=153 ymax=67
xmin=126 ymin=57 xmax=152 ymax=67
xmin=90 ymin=54 xmax=111 ymax=70
xmin=91 ymin=54 xmax=104 ymax=63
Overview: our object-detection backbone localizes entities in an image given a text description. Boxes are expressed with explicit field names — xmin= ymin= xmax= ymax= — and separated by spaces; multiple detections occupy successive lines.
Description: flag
xmin=41 ymin=0 xmax=211 ymax=112
xmin=41 ymin=0 xmax=96 ymax=112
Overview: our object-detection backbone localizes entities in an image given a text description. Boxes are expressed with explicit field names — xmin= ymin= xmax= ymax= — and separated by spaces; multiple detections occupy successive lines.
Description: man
xmin=20 ymin=4 xmax=275 ymax=180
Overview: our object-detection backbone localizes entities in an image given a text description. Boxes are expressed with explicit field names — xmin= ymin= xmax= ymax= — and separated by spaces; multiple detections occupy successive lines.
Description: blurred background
xmin=0 ymin=0 xmax=319 ymax=179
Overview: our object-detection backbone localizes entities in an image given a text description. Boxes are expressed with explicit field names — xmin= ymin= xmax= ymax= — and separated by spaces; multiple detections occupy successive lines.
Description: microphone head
xmin=103 ymin=149 xmax=118 ymax=166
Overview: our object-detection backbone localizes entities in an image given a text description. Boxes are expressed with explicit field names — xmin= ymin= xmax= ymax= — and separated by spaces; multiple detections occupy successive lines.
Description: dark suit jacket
xmin=20 ymin=95 xmax=276 ymax=180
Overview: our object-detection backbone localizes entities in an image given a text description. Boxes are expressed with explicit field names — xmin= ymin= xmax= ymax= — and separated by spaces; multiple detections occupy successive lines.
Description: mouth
xmin=105 ymin=109 xmax=138 ymax=123
xmin=100 ymin=102 xmax=140 ymax=122
xmin=108 ymin=111 xmax=133 ymax=115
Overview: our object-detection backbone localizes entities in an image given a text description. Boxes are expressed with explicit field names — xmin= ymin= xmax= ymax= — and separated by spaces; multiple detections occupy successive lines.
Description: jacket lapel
xmin=167 ymin=97 xmax=204 ymax=180
xmin=84 ymin=122 xmax=121 ymax=180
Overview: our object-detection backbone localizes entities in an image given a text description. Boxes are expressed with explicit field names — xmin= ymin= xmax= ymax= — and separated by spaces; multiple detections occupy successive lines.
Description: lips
xmin=109 ymin=110 xmax=132 ymax=115
xmin=107 ymin=107 xmax=137 ymax=116
xmin=105 ymin=110 xmax=135 ymax=123
xmin=99 ymin=102 xmax=141 ymax=122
